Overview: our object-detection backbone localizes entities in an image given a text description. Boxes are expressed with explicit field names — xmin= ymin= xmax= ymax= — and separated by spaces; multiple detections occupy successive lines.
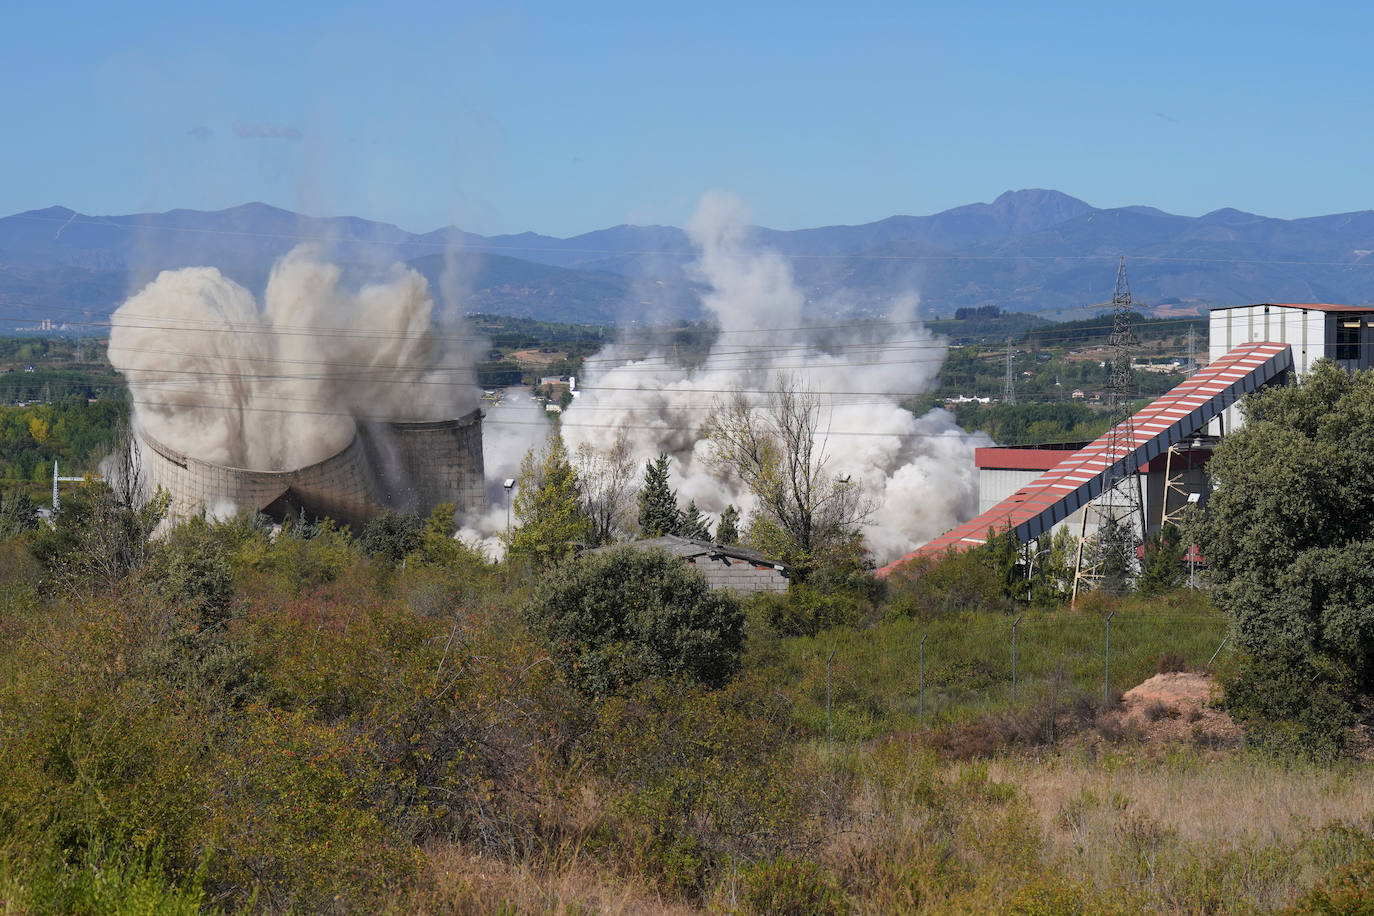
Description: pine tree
xmin=509 ymin=433 xmax=591 ymax=565
xmin=1093 ymin=514 xmax=1137 ymax=597
xmin=1137 ymin=522 xmax=1185 ymax=595
xmin=715 ymin=504 xmax=741 ymax=545
xmin=680 ymin=500 xmax=711 ymax=540
xmin=637 ymin=453 xmax=681 ymax=537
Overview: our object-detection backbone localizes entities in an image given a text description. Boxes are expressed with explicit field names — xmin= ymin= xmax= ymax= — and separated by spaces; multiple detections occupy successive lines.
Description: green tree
xmin=715 ymin=504 xmax=741 ymax=545
xmin=1091 ymin=514 xmax=1137 ymax=597
xmin=680 ymin=500 xmax=711 ymax=541
xmin=30 ymin=481 xmax=168 ymax=596
xmin=359 ymin=510 xmax=423 ymax=563
xmin=145 ymin=518 xmax=234 ymax=629
xmin=1194 ymin=361 xmax=1374 ymax=754
xmin=637 ymin=453 xmax=681 ymax=537
xmin=974 ymin=525 xmax=1028 ymax=603
xmin=522 ymin=546 xmax=744 ymax=697
xmin=0 ymin=490 xmax=39 ymax=539
xmin=508 ymin=433 xmax=591 ymax=565
xmin=1136 ymin=522 xmax=1185 ymax=595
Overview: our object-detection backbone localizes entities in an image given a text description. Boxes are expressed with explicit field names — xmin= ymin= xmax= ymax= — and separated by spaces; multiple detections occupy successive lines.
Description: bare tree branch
xmin=705 ymin=372 xmax=873 ymax=573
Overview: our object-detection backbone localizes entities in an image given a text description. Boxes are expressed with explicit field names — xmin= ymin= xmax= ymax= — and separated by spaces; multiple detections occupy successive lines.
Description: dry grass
xmin=385 ymin=745 xmax=1374 ymax=915
xmin=406 ymin=842 xmax=700 ymax=915
xmin=988 ymin=751 xmax=1374 ymax=911
xmin=992 ymin=753 xmax=1374 ymax=848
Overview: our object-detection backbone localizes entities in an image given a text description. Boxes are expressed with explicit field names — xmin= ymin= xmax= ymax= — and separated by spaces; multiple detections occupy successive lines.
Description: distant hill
xmin=5 ymin=190 xmax=1374 ymax=326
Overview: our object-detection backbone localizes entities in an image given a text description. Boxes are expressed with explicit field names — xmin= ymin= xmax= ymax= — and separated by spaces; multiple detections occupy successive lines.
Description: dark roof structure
xmin=587 ymin=535 xmax=788 ymax=571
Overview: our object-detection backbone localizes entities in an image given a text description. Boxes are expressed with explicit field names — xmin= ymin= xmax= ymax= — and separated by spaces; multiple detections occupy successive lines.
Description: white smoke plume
xmin=108 ymin=244 xmax=478 ymax=471
xmin=561 ymin=192 xmax=989 ymax=565
xmin=457 ymin=387 xmax=551 ymax=559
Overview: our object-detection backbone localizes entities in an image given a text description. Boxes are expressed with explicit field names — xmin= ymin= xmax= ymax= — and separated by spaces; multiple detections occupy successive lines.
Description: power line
xmin=17 ymin=309 xmax=1206 ymax=343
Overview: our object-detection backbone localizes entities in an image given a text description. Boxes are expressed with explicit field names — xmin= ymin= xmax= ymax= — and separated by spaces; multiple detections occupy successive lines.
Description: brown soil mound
xmin=1113 ymin=672 xmax=1243 ymax=748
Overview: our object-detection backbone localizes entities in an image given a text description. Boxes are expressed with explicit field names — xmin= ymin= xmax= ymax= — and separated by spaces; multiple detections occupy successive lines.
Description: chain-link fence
xmin=780 ymin=609 xmax=1232 ymax=743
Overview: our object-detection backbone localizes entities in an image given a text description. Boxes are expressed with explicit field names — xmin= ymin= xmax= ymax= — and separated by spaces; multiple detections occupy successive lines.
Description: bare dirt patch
xmin=507 ymin=348 xmax=566 ymax=369
xmin=1112 ymin=671 xmax=1242 ymax=749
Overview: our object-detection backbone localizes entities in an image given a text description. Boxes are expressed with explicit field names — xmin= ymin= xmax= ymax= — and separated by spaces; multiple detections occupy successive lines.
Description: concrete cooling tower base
xmin=137 ymin=409 xmax=486 ymax=528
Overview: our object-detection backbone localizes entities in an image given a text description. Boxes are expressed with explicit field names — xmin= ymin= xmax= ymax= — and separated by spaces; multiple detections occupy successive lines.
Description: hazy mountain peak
xmin=1200 ymin=207 xmax=1261 ymax=223
xmin=990 ymin=188 xmax=1091 ymax=210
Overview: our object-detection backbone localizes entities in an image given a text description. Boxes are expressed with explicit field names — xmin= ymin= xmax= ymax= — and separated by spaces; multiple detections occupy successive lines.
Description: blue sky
xmin=4 ymin=1 xmax=1372 ymax=237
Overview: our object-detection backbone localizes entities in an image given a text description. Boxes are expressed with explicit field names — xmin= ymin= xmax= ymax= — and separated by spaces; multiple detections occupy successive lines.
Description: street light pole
xmin=1026 ymin=547 xmax=1052 ymax=581
xmin=503 ymin=478 xmax=516 ymax=536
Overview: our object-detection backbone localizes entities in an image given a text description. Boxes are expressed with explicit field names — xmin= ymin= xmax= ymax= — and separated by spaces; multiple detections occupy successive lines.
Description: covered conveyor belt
xmin=877 ymin=341 xmax=1294 ymax=576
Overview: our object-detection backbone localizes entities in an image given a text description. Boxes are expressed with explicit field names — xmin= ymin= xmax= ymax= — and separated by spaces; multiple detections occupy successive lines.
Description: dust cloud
xmin=108 ymin=245 xmax=478 ymax=471
xmin=561 ymin=192 xmax=988 ymax=564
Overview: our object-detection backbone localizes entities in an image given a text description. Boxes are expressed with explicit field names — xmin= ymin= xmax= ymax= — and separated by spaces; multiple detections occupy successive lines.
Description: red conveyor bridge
xmin=877 ymin=341 xmax=1294 ymax=576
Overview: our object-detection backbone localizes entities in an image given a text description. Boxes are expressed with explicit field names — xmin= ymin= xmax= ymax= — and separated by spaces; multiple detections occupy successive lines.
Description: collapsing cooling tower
xmin=136 ymin=408 xmax=486 ymax=527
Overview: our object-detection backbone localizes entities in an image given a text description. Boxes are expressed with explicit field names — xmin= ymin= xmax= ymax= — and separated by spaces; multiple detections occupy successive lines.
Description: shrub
xmin=19 ymin=837 xmax=209 ymax=916
xmin=1155 ymin=651 xmax=1189 ymax=673
xmin=231 ymin=518 xmax=355 ymax=596
xmin=884 ymin=550 xmax=1010 ymax=619
xmin=1221 ymin=653 xmax=1356 ymax=761
xmin=736 ymin=856 xmax=849 ymax=916
xmin=750 ymin=586 xmax=863 ymax=638
xmin=522 ymin=547 xmax=744 ymax=696
xmin=1143 ymin=700 xmax=1180 ymax=722
xmin=143 ymin=518 xmax=234 ymax=628
xmin=360 ymin=510 xmax=423 ymax=562
xmin=581 ymin=677 xmax=808 ymax=899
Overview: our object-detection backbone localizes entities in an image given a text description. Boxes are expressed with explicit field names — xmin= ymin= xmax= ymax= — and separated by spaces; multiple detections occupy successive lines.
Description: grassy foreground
xmin=1 ymin=523 xmax=1372 ymax=914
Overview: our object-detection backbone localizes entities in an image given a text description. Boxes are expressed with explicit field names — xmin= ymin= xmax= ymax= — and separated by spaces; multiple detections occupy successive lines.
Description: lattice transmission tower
xmin=1073 ymin=257 xmax=1145 ymax=598
xmin=1003 ymin=338 xmax=1016 ymax=405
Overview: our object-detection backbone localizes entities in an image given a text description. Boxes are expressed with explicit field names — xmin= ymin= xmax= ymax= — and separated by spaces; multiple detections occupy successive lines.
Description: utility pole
xmin=1185 ymin=326 xmax=1196 ymax=376
xmin=1003 ymin=338 xmax=1016 ymax=405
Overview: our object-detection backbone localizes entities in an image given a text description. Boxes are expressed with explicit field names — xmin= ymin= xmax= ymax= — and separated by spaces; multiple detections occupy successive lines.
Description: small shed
xmin=589 ymin=535 xmax=790 ymax=595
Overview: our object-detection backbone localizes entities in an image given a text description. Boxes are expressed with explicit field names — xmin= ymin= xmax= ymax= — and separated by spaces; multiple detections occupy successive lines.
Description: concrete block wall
xmin=688 ymin=556 xmax=789 ymax=595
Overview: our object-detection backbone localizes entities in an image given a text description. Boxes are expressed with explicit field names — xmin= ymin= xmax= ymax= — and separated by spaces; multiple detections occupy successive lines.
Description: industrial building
xmin=1206 ymin=302 xmax=1374 ymax=432
xmin=877 ymin=304 xmax=1338 ymax=576
xmin=973 ymin=438 xmax=1214 ymax=544
xmin=137 ymin=408 xmax=486 ymax=528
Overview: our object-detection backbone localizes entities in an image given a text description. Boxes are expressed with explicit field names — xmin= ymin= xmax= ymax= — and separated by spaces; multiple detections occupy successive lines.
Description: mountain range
xmin=4 ymin=189 xmax=1374 ymax=327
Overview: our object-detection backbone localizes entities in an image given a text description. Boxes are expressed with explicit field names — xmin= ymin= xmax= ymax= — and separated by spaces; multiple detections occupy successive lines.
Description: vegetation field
xmin=1 ymin=497 xmax=1372 ymax=914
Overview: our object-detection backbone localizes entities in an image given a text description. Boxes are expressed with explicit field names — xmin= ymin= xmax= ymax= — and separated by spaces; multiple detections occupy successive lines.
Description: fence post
xmin=1206 ymin=634 xmax=1230 ymax=671
xmin=919 ymin=633 xmax=927 ymax=726
xmin=826 ymin=648 xmax=836 ymax=747
xmin=1105 ymin=611 xmax=1115 ymax=703
xmin=1012 ymin=615 xmax=1023 ymax=704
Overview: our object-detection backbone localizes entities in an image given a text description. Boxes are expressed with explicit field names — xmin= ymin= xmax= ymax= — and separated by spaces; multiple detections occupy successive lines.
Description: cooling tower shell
xmin=136 ymin=408 xmax=485 ymax=528
xmin=375 ymin=413 xmax=486 ymax=515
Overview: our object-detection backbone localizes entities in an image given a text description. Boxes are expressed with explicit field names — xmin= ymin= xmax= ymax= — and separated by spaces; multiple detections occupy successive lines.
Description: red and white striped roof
xmin=876 ymin=341 xmax=1293 ymax=577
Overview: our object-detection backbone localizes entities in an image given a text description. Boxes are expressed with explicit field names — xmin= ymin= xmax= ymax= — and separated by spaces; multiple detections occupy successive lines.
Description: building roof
xmin=1208 ymin=302 xmax=1374 ymax=314
xmin=975 ymin=445 xmax=1089 ymax=471
xmin=876 ymin=341 xmax=1295 ymax=577
xmin=586 ymin=535 xmax=788 ymax=571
